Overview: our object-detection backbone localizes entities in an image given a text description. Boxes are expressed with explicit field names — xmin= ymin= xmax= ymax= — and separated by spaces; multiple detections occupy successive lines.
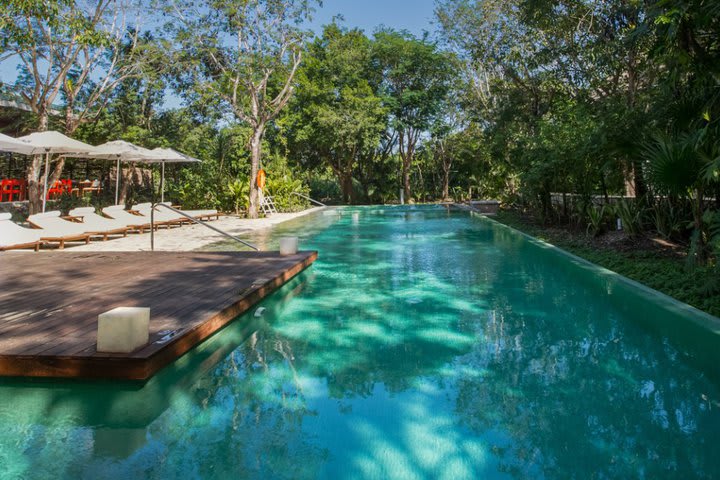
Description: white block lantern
xmin=279 ymin=236 xmax=299 ymax=255
xmin=97 ymin=307 xmax=150 ymax=353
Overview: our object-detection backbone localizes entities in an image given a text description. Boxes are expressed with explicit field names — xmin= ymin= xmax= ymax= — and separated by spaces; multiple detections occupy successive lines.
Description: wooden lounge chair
xmin=132 ymin=203 xmax=185 ymax=227
xmin=159 ymin=202 xmax=220 ymax=221
xmin=34 ymin=210 xmax=126 ymax=241
xmin=68 ymin=207 xmax=134 ymax=236
xmin=101 ymin=205 xmax=161 ymax=233
xmin=0 ymin=213 xmax=44 ymax=251
xmin=27 ymin=211 xmax=94 ymax=249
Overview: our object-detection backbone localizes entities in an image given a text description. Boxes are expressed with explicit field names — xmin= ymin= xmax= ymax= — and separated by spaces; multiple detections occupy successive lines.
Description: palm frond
xmin=642 ymin=133 xmax=700 ymax=196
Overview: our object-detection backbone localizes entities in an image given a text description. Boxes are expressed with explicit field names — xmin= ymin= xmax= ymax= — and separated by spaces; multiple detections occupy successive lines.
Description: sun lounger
xmin=68 ymin=207 xmax=132 ymax=237
xmin=27 ymin=211 xmax=92 ymax=249
xmin=0 ymin=213 xmax=44 ymax=251
xmin=132 ymin=203 xmax=185 ymax=227
xmin=159 ymin=202 xmax=220 ymax=221
xmin=101 ymin=205 xmax=157 ymax=233
xmin=30 ymin=210 xmax=125 ymax=241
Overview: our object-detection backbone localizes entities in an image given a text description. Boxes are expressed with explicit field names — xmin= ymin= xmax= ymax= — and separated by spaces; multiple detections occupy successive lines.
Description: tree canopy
xmin=1 ymin=0 xmax=719 ymax=264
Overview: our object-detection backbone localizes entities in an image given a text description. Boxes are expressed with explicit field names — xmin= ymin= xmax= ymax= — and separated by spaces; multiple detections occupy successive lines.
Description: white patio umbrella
xmin=64 ymin=140 xmax=164 ymax=205
xmin=16 ymin=131 xmax=99 ymax=212
xmin=146 ymin=148 xmax=201 ymax=202
xmin=0 ymin=133 xmax=35 ymax=155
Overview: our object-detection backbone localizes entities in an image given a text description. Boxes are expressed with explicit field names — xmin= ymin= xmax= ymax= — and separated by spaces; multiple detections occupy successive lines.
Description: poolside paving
xmin=0 ymin=250 xmax=317 ymax=380
xmin=60 ymin=207 xmax=326 ymax=252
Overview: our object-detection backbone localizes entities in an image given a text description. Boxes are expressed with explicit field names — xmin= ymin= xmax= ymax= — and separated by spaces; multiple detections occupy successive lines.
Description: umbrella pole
xmin=115 ymin=157 xmax=120 ymax=205
xmin=150 ymin=166 xmax=155 ymax=251
xmin=41 ymin=151 xmax=50 ymax=213
xmin=161 ymin=161 xmax=165 ymax=203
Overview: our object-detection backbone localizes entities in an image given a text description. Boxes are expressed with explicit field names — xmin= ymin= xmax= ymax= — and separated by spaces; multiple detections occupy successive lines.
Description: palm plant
xmin=613 ymin=199 xmax=643 ymax=237
xmin=586 ymin=204 xmax=607 ymax=238
xmin=642 ymin=128 xmax=720 ymax=264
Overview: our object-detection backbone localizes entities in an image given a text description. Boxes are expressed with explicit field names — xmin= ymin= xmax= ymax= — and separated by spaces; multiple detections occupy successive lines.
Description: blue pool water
xmin=1 ymin=205 xmax=719 ymax=479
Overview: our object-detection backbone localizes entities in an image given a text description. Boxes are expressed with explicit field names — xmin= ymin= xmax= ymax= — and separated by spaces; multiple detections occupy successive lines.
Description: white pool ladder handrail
xmin=292 ymin=191 xmax=326 ymax=207
xmin=149 ymin=202 xmax=259 ymax=252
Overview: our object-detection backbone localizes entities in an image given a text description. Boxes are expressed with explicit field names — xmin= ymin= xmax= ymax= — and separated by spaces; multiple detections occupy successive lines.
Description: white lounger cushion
xmin=28 ymin=211 xmax=89 ymax=236
xmin=69 ymin=207 xmax=96 ymax=216
xmin=0 ymin=213 xmax=42 ymax=247
xmin=183 ymin=209 xmax=218 ymax=217
xmin=102 ymin=205 xmax=150 ymax=225
xmin=159 ymin=202 xmax=218 ymax=218
xmin=132 ymin=203 xmax=182 ymax=222
xmin=69 ymin=207 xmax=128 ymax=230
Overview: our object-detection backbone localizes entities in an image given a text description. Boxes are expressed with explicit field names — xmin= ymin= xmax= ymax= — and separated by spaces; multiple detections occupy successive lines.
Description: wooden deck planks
xmin=0 ymin=250 xmax=317 ymax=380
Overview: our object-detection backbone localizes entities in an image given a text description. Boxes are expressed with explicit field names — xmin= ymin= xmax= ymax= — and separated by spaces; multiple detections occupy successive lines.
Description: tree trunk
xmin=441 ymin=171 xmax=450 ymax=201
xmin=398 ymin=130 xmax=415 ymax=203
xmin=340 ymin=171 xmax=353 ymax=204
xmin=441 ymin=158 xmax=451 ymax=201
xmin=693 ymin=186 xmax=707 ymax=264
xmin=402 ymin=157 xmax=412 ymax=203
xmin=632 ymin=160 xmax=647 ymax=199
xmin=27 ymin=156 xmax=43 ymax=215
xmin=248 ymin=125 xmax=264 ymax=219
xmin=47 ymin=105 xmax=79 ymax=193
xmin=27 ymin=110 xmax=50 ymax=214
xmin=118 ymin=166 xmax=137 ymax=206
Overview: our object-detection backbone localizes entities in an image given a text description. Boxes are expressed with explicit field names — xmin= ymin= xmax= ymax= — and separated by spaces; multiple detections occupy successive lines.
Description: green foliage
xmin=285 ymin=23 xmax=388 ymax=204
xmin=435 ymin=0 xmax=720 ymax=265
xmin=262 ymin=153 xmax=310 ymax=212
xmin=495 ymin=210 xmax=720 ymax=317
xmin=226 ymin=178 xmax=250 ymax=215
xmin=649 ymin=198 xmax=685 ymax=241
xmin=52 ymin=192 xmax=92 ymax=215
xmin=643 ymin=132 xmax=703 ymax=196
xmin=613 ymin=199 xmax=643 ymax=237
xmin=373 ymin=29 xmax=456 ymax=200
xmin=586 ymin=205 xmax=607 ymax=238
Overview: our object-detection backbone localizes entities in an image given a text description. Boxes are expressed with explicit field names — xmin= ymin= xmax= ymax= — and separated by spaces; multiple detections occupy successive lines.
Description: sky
xmin=309 ymin=0 xmax=438 ymax=36
xmin=0 ymin=0 xmax=439 ymax=104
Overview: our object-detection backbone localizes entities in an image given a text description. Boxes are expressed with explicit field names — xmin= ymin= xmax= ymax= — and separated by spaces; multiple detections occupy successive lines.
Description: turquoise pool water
xmin=1 ymin=205 xmax=719 ymax=479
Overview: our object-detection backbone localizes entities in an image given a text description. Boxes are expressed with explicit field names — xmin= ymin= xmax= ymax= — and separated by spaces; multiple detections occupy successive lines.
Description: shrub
xmin=586 ymin=204 xmax=608 ymax=237
xmin=613 ymin=199 xmax=643 ymax=236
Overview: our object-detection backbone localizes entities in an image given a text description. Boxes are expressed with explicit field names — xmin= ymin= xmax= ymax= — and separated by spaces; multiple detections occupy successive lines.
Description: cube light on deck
xmin=97 ymin=307 xmax=150 ymax=353
xmin=279 ymin=236 xmax=298 ymax=255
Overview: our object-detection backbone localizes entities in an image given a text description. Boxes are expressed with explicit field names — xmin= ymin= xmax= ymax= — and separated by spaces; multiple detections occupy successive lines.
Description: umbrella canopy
xmin=67 ymin=140 xmax=162 ymax=161
xmin=17 ymin=131 xmax=99 ymax=155
xmin=146 ymin=148 xmax=202 ymax=202
xmin=15 ymin=131 xmax=100 ymax=212
xmin=147 ymin=147 xmax=201 ymax=164
xmin=0 ymin=133 xmax=35 ymax=155
xmin=63 ymin=140 xmax=165 ymax=205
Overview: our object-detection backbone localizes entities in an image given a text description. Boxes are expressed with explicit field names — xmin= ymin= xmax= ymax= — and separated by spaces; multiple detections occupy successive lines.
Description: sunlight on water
xmin=0 ymin=205 xmax=719 ymax=479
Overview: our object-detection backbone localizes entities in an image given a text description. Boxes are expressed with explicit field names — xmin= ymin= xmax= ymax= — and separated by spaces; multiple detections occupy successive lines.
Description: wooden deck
xmin=0 ymin=251 xmax=317 ymax=380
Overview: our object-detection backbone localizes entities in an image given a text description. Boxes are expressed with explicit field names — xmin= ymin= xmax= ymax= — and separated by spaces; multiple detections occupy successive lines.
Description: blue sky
xmin=310 ymin=0 xmax=437 ymax=36
xmin=0 ymin=0 xmax=438 ymax=102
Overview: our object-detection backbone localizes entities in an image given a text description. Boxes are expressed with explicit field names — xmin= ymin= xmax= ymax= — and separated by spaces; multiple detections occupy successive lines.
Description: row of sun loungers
xmin=0 ymin=203 xmax=220 ymax=251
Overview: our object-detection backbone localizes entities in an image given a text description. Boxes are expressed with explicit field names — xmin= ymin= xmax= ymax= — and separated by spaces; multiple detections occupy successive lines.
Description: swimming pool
xmin=1 ymin=205 xmax=719 ymax=479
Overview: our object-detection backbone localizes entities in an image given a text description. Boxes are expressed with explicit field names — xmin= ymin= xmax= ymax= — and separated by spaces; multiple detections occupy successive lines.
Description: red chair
xmin=1 ymin=180 xmax=12 ymax=202
xmin=46 ymin=179 xmax=74 ymax=199
xmin=1 ymin=179 xmax=25 ymax=202
xmin=47 ymin=180 xmax=63 ymax=199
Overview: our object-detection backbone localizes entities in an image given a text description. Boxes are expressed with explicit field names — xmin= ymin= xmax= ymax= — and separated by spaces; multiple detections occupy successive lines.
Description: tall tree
xmin=286 ymin=23 xmax=387 ymax=203
xmin=170 ymin=0 xmax=317 ymax=218
xmin=0 ymin=0 xmax=147 ymax=213
xmin=373 ymin=30 xmax=454 ymax=202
